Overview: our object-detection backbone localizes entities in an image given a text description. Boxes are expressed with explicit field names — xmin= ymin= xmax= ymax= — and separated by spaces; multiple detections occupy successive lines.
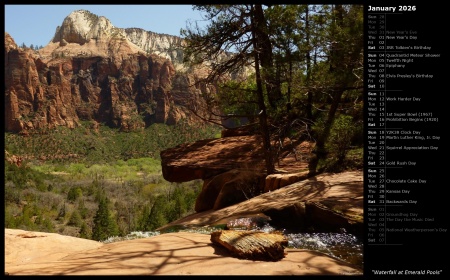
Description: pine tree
xmin=92 ymin=196 xmax=119 ymax=241
xmin=79 ymin=221 xmax=91 ymax=239
xmin=67 ymin=209 xmax=82 ymax=227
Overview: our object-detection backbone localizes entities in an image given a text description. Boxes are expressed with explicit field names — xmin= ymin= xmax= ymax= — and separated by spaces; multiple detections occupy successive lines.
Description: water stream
xmin=285 ymin=231 xmax=363 ymax=270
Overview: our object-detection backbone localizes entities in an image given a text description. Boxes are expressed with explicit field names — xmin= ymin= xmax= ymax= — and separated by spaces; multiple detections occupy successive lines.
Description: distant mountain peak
xmin=46 ymin=9 xmax=188 ymax=67
xmin=52 ymin=9 xmax=121 ymax=45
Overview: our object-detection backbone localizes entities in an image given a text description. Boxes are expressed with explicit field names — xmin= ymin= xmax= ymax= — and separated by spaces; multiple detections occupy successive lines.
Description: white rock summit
xmin=52 ymin=9 xmax=119 ymax=45
xmin=49 ymin=9 xmax=185 ymax=68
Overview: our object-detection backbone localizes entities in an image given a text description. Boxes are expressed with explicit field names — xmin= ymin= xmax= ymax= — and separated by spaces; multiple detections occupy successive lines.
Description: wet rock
xmin=225 ymin=216 xmax=272 ymax=230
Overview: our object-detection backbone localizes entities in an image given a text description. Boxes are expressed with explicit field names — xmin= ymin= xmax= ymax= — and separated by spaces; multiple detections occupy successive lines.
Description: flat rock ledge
xmin=210 ymin=230 xmax=288 ymax=261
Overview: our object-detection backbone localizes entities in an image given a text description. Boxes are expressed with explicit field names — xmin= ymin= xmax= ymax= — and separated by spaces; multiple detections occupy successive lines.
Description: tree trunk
xmin=252 ymin=5 xmax=275 ymax=175
xmin=305 ymin=7 xmax=313 ymax=120
xmin=308 ymin=89 xmax=344 ymax=176
xmin=253 ymin=4 xmax=282 ymax=109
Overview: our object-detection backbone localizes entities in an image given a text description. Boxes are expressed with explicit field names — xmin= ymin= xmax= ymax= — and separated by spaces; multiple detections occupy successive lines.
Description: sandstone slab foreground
xmin=5 ymin=229 xmax=362 ymax=276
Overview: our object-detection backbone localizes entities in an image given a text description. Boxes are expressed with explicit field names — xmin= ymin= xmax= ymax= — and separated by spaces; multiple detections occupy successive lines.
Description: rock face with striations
xmin=160 ymin=135 xmax=266 ymax=183
xmin=160 ymin=133 xmax=270 ymax=212
xmin=4 ymin=9 xmax=227 ymax=134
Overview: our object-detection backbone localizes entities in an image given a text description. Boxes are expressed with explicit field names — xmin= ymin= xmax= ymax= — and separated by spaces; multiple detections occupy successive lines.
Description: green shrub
xmin=79 ymin=221 xmax=91 ymax=239
xmin=67 ymin=186 xmax=83 ymax=202
xmin=67 ymin=210 xmax=83 ymax=227
xmin=321 ymin=114 xmax=362 ymax=172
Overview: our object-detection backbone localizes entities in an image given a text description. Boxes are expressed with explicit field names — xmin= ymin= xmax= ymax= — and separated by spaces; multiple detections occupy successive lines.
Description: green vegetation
xmin=4 ymin=122 xmax=220 ymax=241
xmin=5 ymin=119 xmax=220 ymax=165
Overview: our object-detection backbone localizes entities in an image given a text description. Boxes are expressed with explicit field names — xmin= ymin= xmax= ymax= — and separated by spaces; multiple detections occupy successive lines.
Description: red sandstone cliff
xmin=4 ymin=10 xmax=226 ymax=134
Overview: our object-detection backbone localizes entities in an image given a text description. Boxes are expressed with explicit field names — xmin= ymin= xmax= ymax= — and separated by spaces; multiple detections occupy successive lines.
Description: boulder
xmin=161 ymin=135 xmax=265 ymax=182
xmin=210 ymin=230 xmax=288 ymax=261
xmin=214 ymin=169 xmax=265 ymax=210
xmin=263 ymin=202 xmax=307 ymax=231
xmin=225 ymin=216 xmax=272 ymax=230
xmin=264 ymin=171 xmax=309 ymax=192
xmin=305 ymin=201 xmax=363 ymax=234
xmin=158 ymin=171 xmax=364 ymax=238
xmin=195 ymin=169 xmax=265 ymax=212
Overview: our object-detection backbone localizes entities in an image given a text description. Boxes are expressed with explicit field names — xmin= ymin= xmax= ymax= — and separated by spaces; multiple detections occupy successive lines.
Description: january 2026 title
xmin=368 ymin=6 xmax=416 ymax=12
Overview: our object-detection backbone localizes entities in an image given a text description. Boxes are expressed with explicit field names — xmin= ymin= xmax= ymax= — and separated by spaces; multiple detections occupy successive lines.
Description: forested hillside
xmin=4 ymin=122 xmax=221 ymax=239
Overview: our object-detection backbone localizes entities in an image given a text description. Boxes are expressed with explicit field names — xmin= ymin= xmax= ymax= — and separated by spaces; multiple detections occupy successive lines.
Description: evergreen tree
xmin=138 ymin=195 xmax=168 ymax=231
xmin=79 ymin=221 xmax=91 ymax=239
xmin=138 ymin=204 xmax=152 ymax=231
xmin=148 ymin=195 xmax=168 ymax=230
xmin=92 ymin=196 xmax=119 ymax=241
xmin=67 ymin=209 xmax=83 ymax=227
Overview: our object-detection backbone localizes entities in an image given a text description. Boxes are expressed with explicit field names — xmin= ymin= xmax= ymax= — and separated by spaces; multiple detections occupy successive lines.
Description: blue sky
xmin=4 ymin=4 xmax=208 ymax=48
